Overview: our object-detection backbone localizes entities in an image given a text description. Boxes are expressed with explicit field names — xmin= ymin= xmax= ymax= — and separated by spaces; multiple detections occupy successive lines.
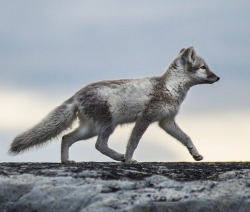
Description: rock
xmin=0 ymin=162 xmax=250 ymax=211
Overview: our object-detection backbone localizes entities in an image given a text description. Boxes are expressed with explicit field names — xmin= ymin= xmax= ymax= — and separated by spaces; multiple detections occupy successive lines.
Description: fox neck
xmin=162 ymin=66 xmax=192 ymax=104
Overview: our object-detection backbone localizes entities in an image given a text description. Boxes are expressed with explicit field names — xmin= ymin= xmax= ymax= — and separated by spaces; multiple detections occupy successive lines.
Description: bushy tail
xmin=9 ymin=97 xmax=78 ymax=155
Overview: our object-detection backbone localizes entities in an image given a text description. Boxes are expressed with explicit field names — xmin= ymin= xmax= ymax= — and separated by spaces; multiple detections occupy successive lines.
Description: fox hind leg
xmin=61 ymin=123 xmax=96 ymax=164
xmin=95 ymin=125 xmax=124 ymax=161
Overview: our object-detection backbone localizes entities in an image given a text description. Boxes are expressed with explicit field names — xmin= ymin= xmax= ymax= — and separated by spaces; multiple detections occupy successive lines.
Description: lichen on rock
xmin=0 ymin=162 xmax=250 ymax=211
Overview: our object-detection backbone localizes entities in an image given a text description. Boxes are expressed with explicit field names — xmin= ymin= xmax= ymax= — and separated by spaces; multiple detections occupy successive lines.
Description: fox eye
xmin=200 ymin=66 xmax=206 ymax=70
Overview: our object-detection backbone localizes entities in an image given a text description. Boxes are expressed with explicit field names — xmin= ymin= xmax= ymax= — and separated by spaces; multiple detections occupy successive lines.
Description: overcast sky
xmin=0 ymin=1 xmax=250 ymax=162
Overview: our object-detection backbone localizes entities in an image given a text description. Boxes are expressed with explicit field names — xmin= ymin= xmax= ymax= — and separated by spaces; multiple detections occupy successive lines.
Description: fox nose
xmin=216 ymin=77 xmax=220 ymax=81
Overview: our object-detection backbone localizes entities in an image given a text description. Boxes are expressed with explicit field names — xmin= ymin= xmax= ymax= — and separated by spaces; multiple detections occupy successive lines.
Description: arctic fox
xmin=10 ymin=47 xmax=220 ymax=164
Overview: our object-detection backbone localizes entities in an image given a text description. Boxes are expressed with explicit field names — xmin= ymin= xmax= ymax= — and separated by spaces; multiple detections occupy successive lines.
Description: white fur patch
xmin=166 ymin=71 xmax=190 ymax=100
xmin=195 ymin=68 xmax=207 ymax=80
xmin=97 ymin=78 xmax=153 ymax=124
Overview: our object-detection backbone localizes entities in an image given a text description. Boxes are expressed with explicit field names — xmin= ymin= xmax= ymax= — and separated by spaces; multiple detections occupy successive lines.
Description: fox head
xmin=178 ymin=47 xmax=220 ymax=85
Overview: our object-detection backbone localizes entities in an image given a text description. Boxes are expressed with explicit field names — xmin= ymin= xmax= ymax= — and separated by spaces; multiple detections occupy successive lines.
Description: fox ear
xmin=179 ymin=48 xmax=186 ymax=53
xmin=181 ymin=46 xmax=196 ymax=63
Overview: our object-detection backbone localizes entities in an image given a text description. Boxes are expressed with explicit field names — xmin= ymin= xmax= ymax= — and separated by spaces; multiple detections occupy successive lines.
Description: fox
xmin=9 ymin=47 xmax=220 ymax=164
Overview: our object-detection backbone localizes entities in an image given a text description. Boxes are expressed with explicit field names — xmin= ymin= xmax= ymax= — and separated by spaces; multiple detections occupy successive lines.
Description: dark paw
xmin=193 ymin=155 xmax=203 ymax=161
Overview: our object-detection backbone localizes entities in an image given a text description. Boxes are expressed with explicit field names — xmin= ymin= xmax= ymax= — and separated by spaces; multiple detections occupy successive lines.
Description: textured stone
xmin=0 ymin=162 xmax=249 ymax=211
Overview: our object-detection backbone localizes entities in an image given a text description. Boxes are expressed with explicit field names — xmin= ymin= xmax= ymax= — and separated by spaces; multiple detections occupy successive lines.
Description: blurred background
xmin=0 ymin=0 xmax=249 ymax=162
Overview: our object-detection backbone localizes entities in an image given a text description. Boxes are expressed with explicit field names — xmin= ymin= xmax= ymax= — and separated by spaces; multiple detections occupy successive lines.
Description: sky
xmin=0 ymin=0 xmax=250 ymax=162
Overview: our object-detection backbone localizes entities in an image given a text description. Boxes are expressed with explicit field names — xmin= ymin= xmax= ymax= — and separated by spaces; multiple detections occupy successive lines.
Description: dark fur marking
xmin=76 ymin=85 xmax=113 ymax=124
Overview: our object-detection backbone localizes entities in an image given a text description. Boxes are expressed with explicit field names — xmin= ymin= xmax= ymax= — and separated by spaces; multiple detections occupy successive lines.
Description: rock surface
xmin=0 ymin=162 xmax=250 ymax=211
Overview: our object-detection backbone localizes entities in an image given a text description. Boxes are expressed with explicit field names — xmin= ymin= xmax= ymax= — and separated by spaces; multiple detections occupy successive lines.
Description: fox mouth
xmin=205 ymin=76 xmax=220 ymax=84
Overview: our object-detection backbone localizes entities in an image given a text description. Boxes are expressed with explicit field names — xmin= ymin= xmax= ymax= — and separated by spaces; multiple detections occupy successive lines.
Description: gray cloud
xmin=0 ymin=0 xmax=249 ymax=110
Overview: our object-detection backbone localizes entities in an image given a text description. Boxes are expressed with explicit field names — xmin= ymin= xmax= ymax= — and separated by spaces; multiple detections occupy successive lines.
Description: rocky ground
xmin=0 ymin=162 xmax=250 ymax=211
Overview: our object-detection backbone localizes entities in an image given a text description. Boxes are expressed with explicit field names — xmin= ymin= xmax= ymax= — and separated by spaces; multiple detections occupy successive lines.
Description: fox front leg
xmin=125 ymin=117 xmax=151 ymax=164
xmin=159 ymin=118 xmax=203 ymax=161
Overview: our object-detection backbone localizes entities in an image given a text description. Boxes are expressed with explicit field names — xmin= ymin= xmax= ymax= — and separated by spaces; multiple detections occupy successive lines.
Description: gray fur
xmin=9 ymin=97 xmax=77 ymax=154
xmin=10 ymin=47 xmax=219 ymax=163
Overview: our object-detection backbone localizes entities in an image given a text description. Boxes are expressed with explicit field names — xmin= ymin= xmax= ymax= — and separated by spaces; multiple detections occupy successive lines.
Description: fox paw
xmin=61 ymin=160 xmax=76 ymax=164
xmin=123 ymin=159 xmax=138 ymax=164
xmin=193 ymin=155 xmax=203 ymax=161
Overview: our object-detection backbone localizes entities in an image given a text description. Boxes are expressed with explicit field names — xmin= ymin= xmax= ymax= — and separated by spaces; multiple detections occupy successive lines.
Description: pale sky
xmin=0 ymin=1 xmax=249 ymax=162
